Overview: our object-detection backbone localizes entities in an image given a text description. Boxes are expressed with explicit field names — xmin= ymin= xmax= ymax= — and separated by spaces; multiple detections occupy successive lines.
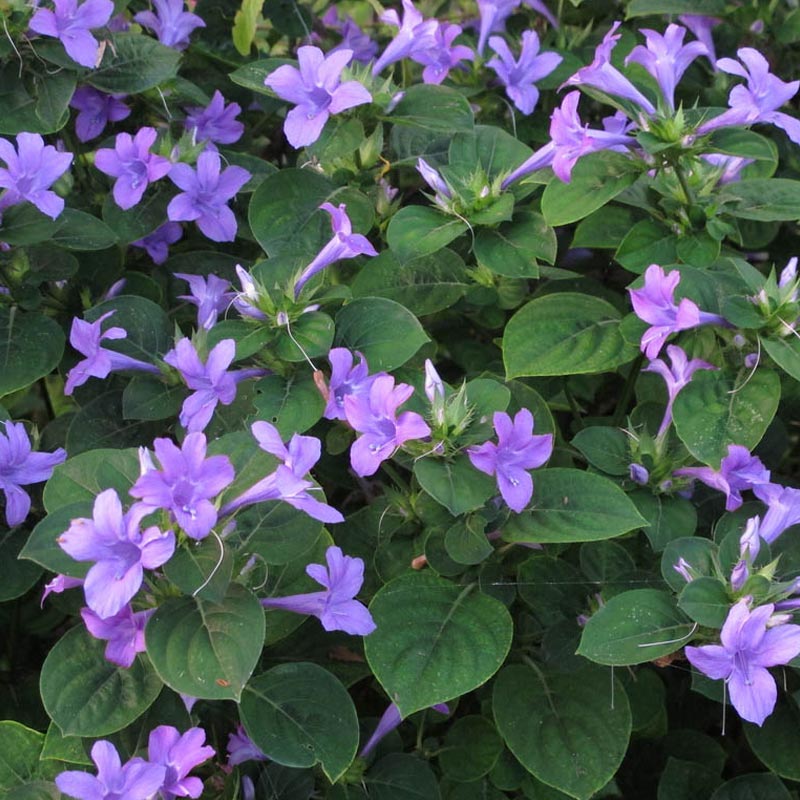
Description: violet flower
xmin=29 ymin=0 xmax=114 ymax=69
xmin=344 ymin=374 xmax=431 ymax=477
xmin=685 ymin=598 xmax=800 ymax=725
xmin=702 ymin=153 xmax=753 ymax=185
xmin=134 ymin=0 xmax=205 ymax=50
xmin=81 ymin=604 xmax=154 ymax=668
xmin=333 ymin=17 xmax=379 ymax=65
xmin=184 ymin=90 xmax=244 ymax=148
xmin=417 ymin=158 xmax=452 ymax=203
xmin=260 ymin=545 xmax=376 ymax=636
xmin=412 ymin=23 xmax=474 ymax=85
xmin=167 ymin=151 xmax=251 ymax=242
xmin=372 ymin=0 xmax=439 ymax=76
xmin=175 ymin=272 xmax=235 ymax=330
xmin=94 ymin=127 xmax=172 ymax=210
xmin=56 ymin=740 xmax=166 ymax=800
xmin=57 ymin=489 xmax=175 ymax=619
xmin=227 ymin=725 xmax=267 ymax=766
xmin=674 ymin=444 xmax=770 ymax=512
xmin=293 ymin=202 xmax=377 ymax=297
xmin=147 ymin=725 xmax=215 ymax=800
xmin=42 ymin=574 xmax=83 ymax=606
xmin=753 ymin=483 xmax=800 ymax=544
xmin=487 ymin=31 xmax=562 ymax=115
xmin=70 ymin=87 xmax=130 ymax=142
xmin=0 ymin=421 xmax=66 ymax=528
xmin=467 ymin=409 xmax=553 ymax=513
xmin=132 ymin=221 xmax=183 ymax=265
xmin=629 ymin=463 xmax=649 ymax=485
xmin=130 ymin=432 xmax=235 ymax=540
xmin=678 ymin=15 xmax=720 ymax=69
xmin=0 ymin=132 xmax=73 ymax=220
xmin=360 ymin=702 xmax=449 ymax=758
xmin=232 ymin=265 xmax=267 ymax=322
xmin=324 ymin=348 xmax=381 ymax=421
xmin=475 ymin=0 xmax=558 ymax=57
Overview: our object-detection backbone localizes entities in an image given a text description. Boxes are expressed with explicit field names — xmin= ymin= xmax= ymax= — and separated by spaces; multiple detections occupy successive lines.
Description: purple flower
xmin=0 ymin=421 xmax=66 ymax=528
xmin=678 ymin=15 xmax=720 ymax=69
xmin=184 ymin=90 xmax=244 ymax=148
xmin=148 ymin=725 xmax=215 ymax=800
xmin=674 ymin=444 xmax=771 ymax=512
xmin=94 ymin=127 xmax=172 ymax=210
xmin=167 ymin=151 xmax=250 ymax=242
xmin=412 ymin=23 xmax=474 ymax=85
xmin=475 ymin=0 xmax=558 ymax=57
xmin=56 ymin=740 xmax=166 ymax=800
xmin=372 ymin=0 xmax=439 ymax=76
xmin=327 ymin=12 xmax=379 ymax=65
xmin=625 ymin=24 xmax=707 ymax=111
xmin=81 ymin=604 xmax=154 ymax=668
xmin=644 ymin=344 xmax=715 ymax=437
xmin=487 ymin=31 xmax=562 ymax=115
xmin=57 ymin=489 xmax=175 ymax=619
xmin=753 ymin=483 xmax=800 ymax=544
xmin=227 ymin=725 xmax=267 ymax=767
xmin=0 ymin=132 xmax=72 ymax=220
xmin=697 ymin=48 xmax=800 ymax=144
xmin=416 ymin=157 xmax=452 ymax=203
xmin=130 ymin=433 xmax=235 ymax=540
xmin=702 ymin=153 xmax=753 ymax=184
xmin=260 ymin=545 xmax=376 ymax=636
xmin=294 ymin=202 xmax=377 ymax=297
xmin=628 ymin=264 xmax=726 ymax=358
xmin=232 ymin=265 xmax=267 ymax=322
xmin=629 ymin=463 xmax=649 ymax=485
xmin=175 ymin=272 xmax=234 ymax=330
xmin=131 ymin=221 xmax=183 ymax=265
xmin=344 ymin=374 xmax=431 ymax=477
xmin=29 ymin=0 xmax=113 ymax=69
xmin=70 ymin=87 xmax=130 ymax=143
xmin=42 ymin=573 xmax=83 ymax=606
xmin=685 ymin=598 xmax=800 ymax=725
xmin=64 ymin=310 xmax=160 ymax=395
xmin=467 ymin=409 xmax=553 ymax=513
xmin=324 ymin=348 xmax=380 ymax=421
xmin=673 ymin=557 xmax=694 ymax=583
xmin=134 ymin=0 xmax=205 ymax=50
xmin=164 ymin=338 xmax=265 ymax=432
xmin=360 ymin=702 xmax=449 ymax=758
xmin=265 ymin=46 xmax=372 ymax=149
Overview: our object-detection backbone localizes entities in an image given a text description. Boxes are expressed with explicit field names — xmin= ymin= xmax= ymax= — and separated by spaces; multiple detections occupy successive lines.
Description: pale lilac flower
xmin=324 ymin=348 xmax=381 ymax=421
xmin=184 ymin=90 xmax=244 ymax=148
xmin=148 ymin=725 xmax=215 ymax=800
xmin=265 ymin=46 xmax=372 ymax=149
xmin=697 ymin=48 xmax=800 ymax=143
xmin=0 ymin=421 xmax=66 ymax=527
xmin=70 ymin=87 xmax=130 ymax=142
xmin=476 ymin=0 xmax=558 ymax=57
xmin=56 ymin=740 xmax=166 ymax=800
xmin=360 ymin=702 xmax=449 ymax=758
xmin=94 ymin=128 xmax=172 ymax=210
xmin=412 ymin=23 xmax=474 ymax=85
xmin=175 ymin=272 xmax=235 ymax=330
xmin=41 ymin=574 xmax=83 ymax=606
xmin=132 ymin=221 xmax=183 ymax=265
xmin=629 ymin=463 xmax=649 ymax=485
xmin=81 ymin=604 xmax=154 ymax=668
xmin=487 ymin=31 xmax=562 ymax=115
xmin=327 ymin=13 xmax=379 ymax=65
xmin=260 ymin=545 xmax=376 ymax=635
xmin=730 ymin=559 xmax=748 ymax=592
xmin=625 ymin=24 xmax=707 ymax=111
xmin=753 ymin=483 xmax=800 ymax=544
xmin=416 ymin=158 xmax=451 ymax=199
xmin=134 ymin=0 xmax=205 ymax=50
xmin=673 ymin=557 xmax=693 ymax=583
xmin=344 ymin=375 xmax=431 ymax=477
xmin=372 ymin=0 xmax=439 ymax=76
xmin=226 ymin=725 xmax=267 ymax=767
xmin=130 ymin=433 xmax=235 ymax=540
xmin=0 ymin=132 xmax=72 ymax=220
xmin=740 ymin=515 xmax=762 ymax=561
xmin=57 ymin=489 xmax=175 ymax=619
xmin=107 ymin=12 xmax=130 ymax=32
xmin=467 ymin=409 xmax=553 ymax=513
xmin=702 ymin=153 xmax=753 ymax=184
xmin=686 ymin=598 xmax=800 ymax=725
xmin=29 ymin=0 xmax=114 ymax=69
xmin=293 ymin=202 xmax=377 ymax=297
xmin=232 ymin=265 xmax=267 ymax=321
xmin=674 ymin=444 xmax=771 ymax=512
xmin=167 ymin=151 xmax=250 ymax=242
xmin=678 ymin=15 xmax=720 ymax=68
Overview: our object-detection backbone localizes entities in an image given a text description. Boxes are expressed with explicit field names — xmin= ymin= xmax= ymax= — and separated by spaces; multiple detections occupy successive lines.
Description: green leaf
xmin=368 ymin=754 xmax=441 ymax=800
xmin=145 ymin=583 xmax=265 ymax=701
xmin=744 ymin=695 xmax=800 ymax=781
xmin=672 ymin=369 xmax=780 ymax=466
xmin=88 ymin=33 xmax=181 ymax=93
xmin=34 ymin=70 xmax=76 ymax=133
xmin=0 ymin=308 xmax=64 ymax=398
xmin=41 ymin=722 xmax=90 ymax=766
xmin=21 ymin=502 xmax=92 ymax=577
xmin=0 ymin=529 xmax=42 ymax=601
xmin=626 ymin=0 xmax=725 ymax=15
xmin=493 ymin=665 xmax=631 ymax=800
xmin=229 ymin=58 xmax=294 ymax=95
xmin=678 ymin=577 xmax=730 ymax=627
xmin=414 ymin=456 xmax=497 ymax=516
xmin=762 ymin=336 xmax=800 ymax=382
xmin=449 ymin=125 xmax=534 ymax=182
xmin=720 ymin=179 xmax=800 ymax=221
xmin=578 ymin=589 xmax=694 ymax=666
xmin=50 ymin=209 xmax=117 ymax=250
xmin=389 ymin=85 xmax=474 ymax=133
xmin=102 ymin=188 xmax=172 ymax=245
xmin=232 ymin=0 xmax=262 ymax=54
xmin=474 ymin=211 xmax=556 ymax=278
xmin=661 ymin=538 xmax=718 ymax=592
xmin=504 ymin=469 xmax=647 ymax=543
xmin=0 ymin=722 xmax=43 ymax=790
xmin=439 ymin=716 xmax=503 ymax=782
xmin=240 ymin=663 xmax=359 ymax=782
xmin=253 ymin=372 xmax=325 ymax=438
xmin=163 ymin=537 xmax=233 ymax=604
xmin=503 ymin=294 xmax=636 ymax=378
xmin=85 ymin=295 xmax=172 ymax=360
xmin=233 ymin=502 xmax=323 ymax=565
xmin=122 ymin=377 xmax=184 ymax=421
xmin=517 ymin=556 xmax=588 ymax=625
xmin=571 ymin=426 xmax=631 ymax=476
xmin=40 ymin=626 xmax=162 ymax=736
xmin=274 ymin=312 xmax=334 ymax=362
xmin=572 ymin=206 xmax=635 ymax=250
xmin=710 ymin=774 xmax=792 ymax=800
xmin=364 ymin=573 xmax=513 ymax=716
xmin=0 ymin=204 xmax=64 ymax=246
xmin=630 ymin=491 xmax=697 ymax=552
xmin=615 ymin=220 xmax=678 ymax=274
xmin=444 ymin=517 xmax=494 ymax=565
xmin=386 ymin=206 xmax=467 ymax=263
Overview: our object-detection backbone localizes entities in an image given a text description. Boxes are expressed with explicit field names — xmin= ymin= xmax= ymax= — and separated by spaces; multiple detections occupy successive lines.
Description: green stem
xmin=672 ymin=161 xmax=693 ymax=207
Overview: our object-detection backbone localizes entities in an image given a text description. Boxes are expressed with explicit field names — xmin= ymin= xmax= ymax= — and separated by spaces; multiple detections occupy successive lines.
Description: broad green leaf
xmin=0 ymin=308 xmax=64 ymax=398
xmin=0 ymin=529 xmax=42 ymax=602
xmin=630 ymin=491 xmax=697 ymax=552
xmin=229 ymin=58 xmax=294 ymax=95
xmin=439 ymin=716 xmax=503 ymax=782
xmin=233 ymin=502 xmax=323 ymax=566
xmin=571 ymin=426 xmax=631 ymax=476
xmin=364 ymin=573 xmax=513 ymax=716
xmin=41 ymin=722 xmax=90 ymax=766
xmin=710 ymin=774 xmax=791 ymax=800
xmin=386 ymin=206 xmax=467 ymax=263
xmin=102 ymin=188 xmax=172 ymax=245
xmin=627 ymin=0 xmax=725 ymax=15
xmin=274 ymin=312 xmax=334 ymax=362
xmin=744 ymin=696 xmax=800 ymax=781
xmin=164 ymin=537 xmax=233 ymax=605
xmin=678 ymin=577 xmax=731 ymax=627
xmin=88 ymin=34 xmax=181 ymax=93
xmin=122 ymin=377 xmax=184 ymax=421
xmin=33 ymin=70 xmax=76 ymax=133
xmin=253 ymin=372 xmax=325 ymax=438
xmin=661 ymin=538 xmax=718 ymax=593
xmin=0 ymin=722 xmax=43 ymax=790
xmin=615 ymin=219 xmax=677 ymax=274
xmin=572 ymin=206 xmax=635 ymax=250
xmin=85 ymin=295 xmax=172 ymax=361
xmin=50 ymin=209 xmax=117 ymax=250
xmin=389 ymin=84 xmax=474 ymax=133
xmin=762 ymin=335 xmax=800 ymax=382
xmin=720 ymin=179 xmax=800 ymax=221
xmin=517 ymin=556 xmax=588 ymax=625
xmin=444 ymin=517 xmax=494 ymax=565
xmin=0 ymin=204 xmax=64 ymax=246
xmin=368 ymin=754 xmax=441 ymax=800
xmin=448 ymin=125 xmax=534 ymax=181
xmin=414 ymin=456 xmax=497 ymax=516
xmin=474 ymin=211 xmax=556 ymax=278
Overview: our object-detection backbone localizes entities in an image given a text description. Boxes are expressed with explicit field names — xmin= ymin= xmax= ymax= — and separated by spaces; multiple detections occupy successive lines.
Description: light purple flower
xmin=702 ymin=153 xmax=754 ymax=184
xmin=0 ymin=421 xmax=65 ymax=528
xmin=753 ymin=483 xmax=800 ymax=544
xmin=625 ymin=24 xmax=707 ymax=111
xmin=94 ymin=127 xmax=172 ymax=210
xmin=260 ymin=545 xmax=376 ymax=636
xmin=629 ymin=463 xmax=649 ymax=485
xmin=81 ymin=604 xmax=154 ymax=668
xmin=416 ymin=157 xmax=451 ymax=202
xmin=674 ymin=444 xmax=770 ymax=512
xmin=148 ymin=725 xmax=215 ymax=800
xmin=475 ymin=0 xmax=558 ymax=57
xmin=70 ymin=87 xmax=130 ymax=142
xmin=372 ymin=0 xmax=439 ymax=76
xmin=29 ymin=0 xmax=114 ymax=69
xmin=132 ymin=221 xmax=183 ymax=265
xmin=467 ymin=409 xmax=553 ymax=513
xmin=41 ymin=573 xmax=83 ymax=606
xmin=134 ymin=0 xmax=205 ymax=50
xmin=412 ymin=23 xmax=474 ymax=85
xmin=56 ymin=740 xmax=166 ymax=800
xmin=678 ymin=15 xmax=720 ymax=69
xmin=324 ymin=348 xmax=381 ymax=421
xmin=487 ymin=31 xmax=562 ymax=115
xmin=167 ymin=151 xmax=250 ymax=242
xmin=130 ymin=433 xmax=234 ymax=540
xmin=227 ymin=725 xmax=267 ymax=767
xmin=0 ymin=132 xmax=72 ymax=220
xmin=175 ymin=272 xmax=234 ymax=330
xmin=294 ymin=202 xmax=377 ymax=297
xmin=57 ymin=489 xmax=175 ymax=619
xmin=184 ymin=90 xmax=244 ymax=148
xmin=360 ymin=702 xmax=449 ymax=758
xmin=673 ymin=557 xmax=693 ymax=583
xmin=327 ymin=12 xmax=379 ymax=65
xmin=232 ymin=265 xmax=267 ymax=321
xmin=686 ymin=598 xmax=800 ymax=725
xmin=344 ymin=374 xmax=431 ymax=477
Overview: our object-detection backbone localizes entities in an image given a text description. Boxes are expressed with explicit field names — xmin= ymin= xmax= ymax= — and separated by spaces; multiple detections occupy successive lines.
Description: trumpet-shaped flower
xmin=226 ymin=725 xmax=267 ymax=766
xmin=678 ymin=14 xmax=720 ymax=68
xmin=753 ymin=483 xmax=800 ymax=544
xmin=70 ymin=87 xmax=130 ymax=142
xmin=81 ymin=604 xmax=154 ymax=668
xmin=372 ymin=0 xmax=439 ymax=76
xmin=29 ymin=0 xmax=114 ymax=68
xmin=134 ymin=0 xmax=205 ymax=50
xmin=360 ymin=702 xmax=449 ymax=758
xmin=147 ymin=725 xmax=215 ymax=800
